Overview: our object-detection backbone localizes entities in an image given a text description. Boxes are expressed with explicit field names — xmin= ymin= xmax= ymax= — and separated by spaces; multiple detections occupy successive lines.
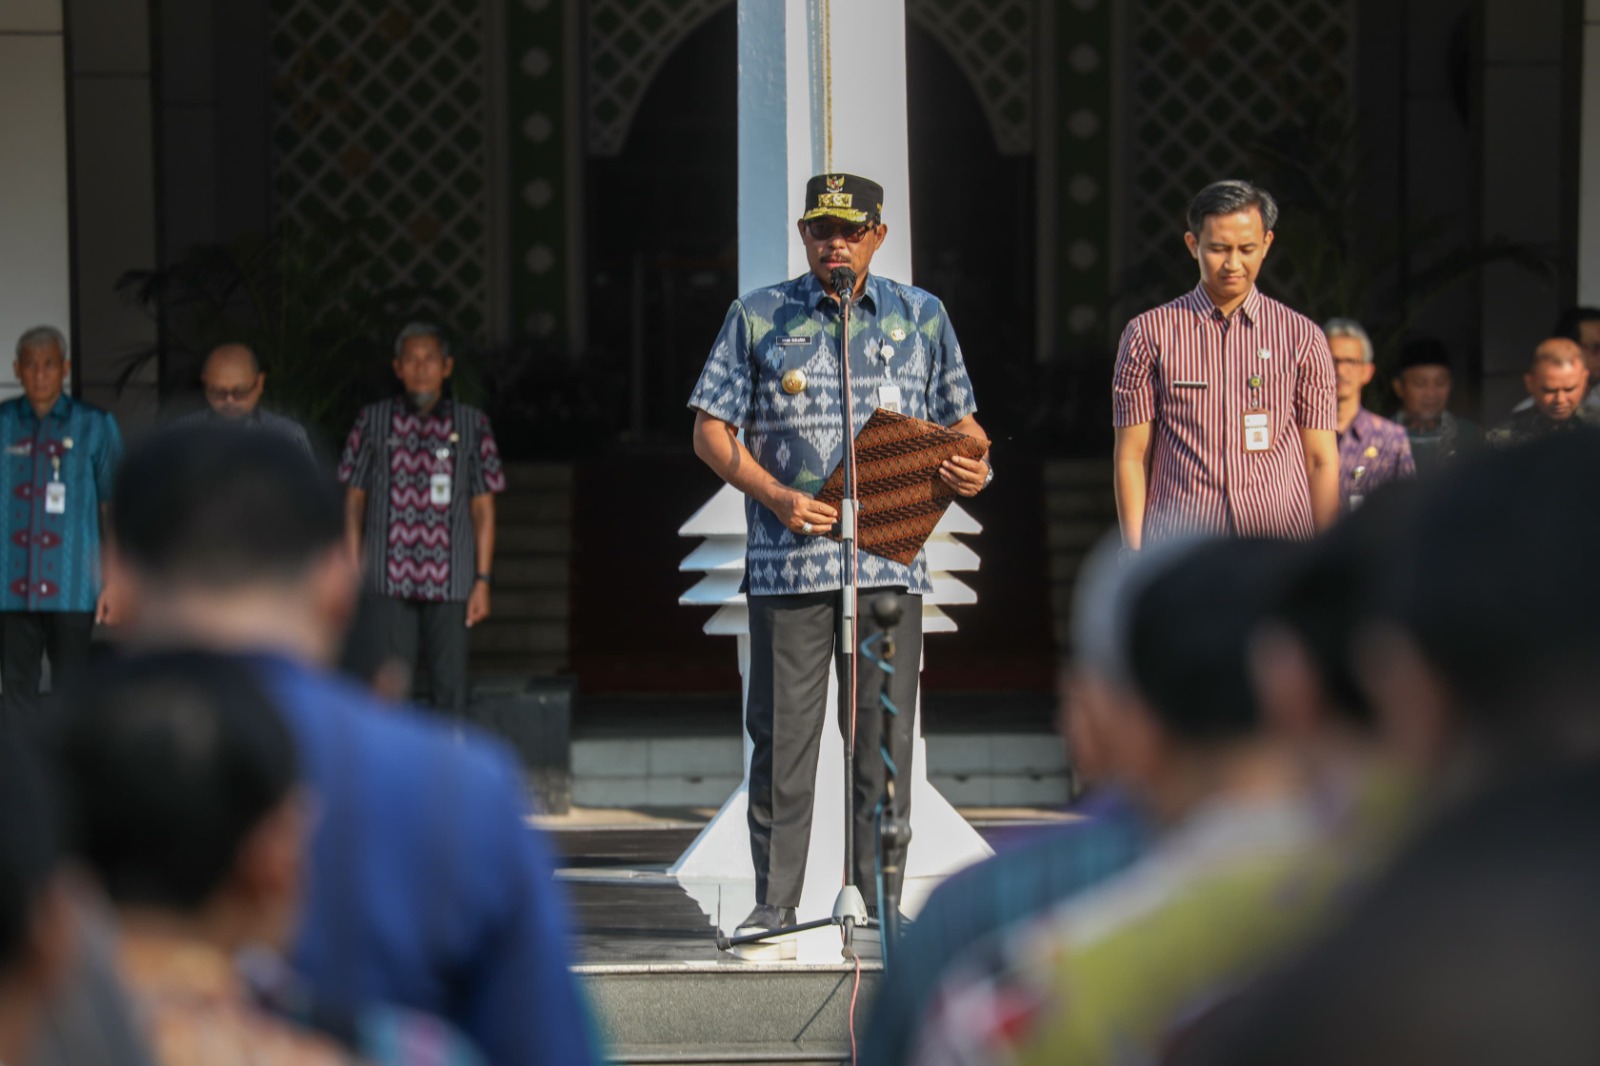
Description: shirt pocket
xmin=1156 ymin=345 xmax=1212 ymax=432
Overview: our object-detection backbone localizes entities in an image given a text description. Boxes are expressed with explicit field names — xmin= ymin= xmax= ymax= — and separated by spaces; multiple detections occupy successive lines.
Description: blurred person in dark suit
xmin=858 ymin=535 xmax=1154 ymax=1065
xmin=106 ymin=426 xmax=598 ymax=1066
xmin=1175 ymin=433 xmax=1600 ymax=1066
xmin=909 ymin=537 xmax=1381 ymax=1066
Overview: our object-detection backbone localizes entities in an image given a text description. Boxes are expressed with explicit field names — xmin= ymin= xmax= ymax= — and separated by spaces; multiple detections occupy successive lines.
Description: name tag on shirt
xmin=430 ymin=473 xmax=452 ymax=506
xmin=45 ymin=481 xmax=66 ymax=514
xmin=1243 ymin=409 xmax=1272 ymax=453
xmin=775 ymin=335 xmax=811 ymax=347
xmin=878 ymin=385 xmax=903 ymax=414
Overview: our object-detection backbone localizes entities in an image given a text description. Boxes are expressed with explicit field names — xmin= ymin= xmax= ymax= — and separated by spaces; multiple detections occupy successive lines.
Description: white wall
xmin=0 ymin=0 xmax=70 ymax=401
xmin=1580 ymin=0 xmax=1600 ymax=306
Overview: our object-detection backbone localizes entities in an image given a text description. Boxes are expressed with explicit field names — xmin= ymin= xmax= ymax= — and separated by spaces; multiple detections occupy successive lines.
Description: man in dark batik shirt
xmin=338 ymin=323 xmax=505 ymax=718
xmin=1324 ymin=318 xmax=1413 ymax=510
xmin=1390 ymin=338 xmax=1482 ymax=476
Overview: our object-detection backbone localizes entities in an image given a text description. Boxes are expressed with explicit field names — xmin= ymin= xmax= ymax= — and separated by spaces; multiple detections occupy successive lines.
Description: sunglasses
xmin=803 ymin=219 xmax=876 ymax=244
xmin=205 ymin=384 xmax=256 ymax=403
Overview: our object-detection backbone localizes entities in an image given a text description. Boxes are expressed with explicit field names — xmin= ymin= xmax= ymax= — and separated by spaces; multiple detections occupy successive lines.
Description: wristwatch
xmin=474 ymin=572 xmax=493 ymax=587
xmin=982 ymin=461 xmax=995 ymax=489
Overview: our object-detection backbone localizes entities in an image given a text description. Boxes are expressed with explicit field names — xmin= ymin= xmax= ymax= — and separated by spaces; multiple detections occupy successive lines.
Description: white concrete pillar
xmin=735 ymin=0 xmax=912 ymax=289
xmin=0 ymin=0 xmax=70 ymax=401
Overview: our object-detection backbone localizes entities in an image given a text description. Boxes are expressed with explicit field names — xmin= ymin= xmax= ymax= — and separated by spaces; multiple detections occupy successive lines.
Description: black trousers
xmin=746 ymin=589 xmax=922 ymax=908
xmin=1 ymin=611 xmax=96 ymax=730
xmin=369 ymin=596 xmax=470 ymax=717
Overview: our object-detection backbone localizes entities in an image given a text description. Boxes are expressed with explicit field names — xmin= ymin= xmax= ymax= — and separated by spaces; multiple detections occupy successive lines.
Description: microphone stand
xmin=830 ymin=265 xmax=870 ymax=940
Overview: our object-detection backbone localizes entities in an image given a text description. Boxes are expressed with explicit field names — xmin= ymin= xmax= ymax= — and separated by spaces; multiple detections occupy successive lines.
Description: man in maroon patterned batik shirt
xmin=338 ymin=323 xmax=505 ymax=717
xmin=1112 ymin=181 xmax=1339 ymax=550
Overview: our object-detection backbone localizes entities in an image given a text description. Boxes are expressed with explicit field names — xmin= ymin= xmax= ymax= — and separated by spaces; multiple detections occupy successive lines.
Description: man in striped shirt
xmin=1112 ymin=181 xmax=1339 ymax=548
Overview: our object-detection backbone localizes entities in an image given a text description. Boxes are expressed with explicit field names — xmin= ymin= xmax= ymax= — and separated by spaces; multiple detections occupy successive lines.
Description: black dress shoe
xmin=735 ymin=903 xmax=797 ymax=935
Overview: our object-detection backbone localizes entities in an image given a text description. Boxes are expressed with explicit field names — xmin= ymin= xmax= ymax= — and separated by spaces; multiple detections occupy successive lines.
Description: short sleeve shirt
xmin=171 ymin=406 xmax=314 ymax=456
xmin=687 ymin=272 xmax=979 ymax=597
xmin=0 ymin=395 xmax=123 ymax=613
xmin=1112 ymin=285 xmax=1337 ymax=542
xmin=337 ymin=398 xmax=506 ymax=602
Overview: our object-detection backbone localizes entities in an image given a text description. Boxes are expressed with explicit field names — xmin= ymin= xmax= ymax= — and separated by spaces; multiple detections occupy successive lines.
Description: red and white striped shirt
xmin=1113 ymin=284 xmax=1336 ymax=543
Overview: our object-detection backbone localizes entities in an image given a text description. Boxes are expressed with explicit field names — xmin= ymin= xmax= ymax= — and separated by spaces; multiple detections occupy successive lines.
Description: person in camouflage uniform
xmin=1487 ymin=339 xmax=1600 ymax=448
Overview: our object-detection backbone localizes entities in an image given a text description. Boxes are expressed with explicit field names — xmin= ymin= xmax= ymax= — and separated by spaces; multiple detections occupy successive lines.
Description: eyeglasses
xmin=205 ymin=385 xmax=256 ymax=403
xmin=803 ymin=219 xmax=875 ymax=244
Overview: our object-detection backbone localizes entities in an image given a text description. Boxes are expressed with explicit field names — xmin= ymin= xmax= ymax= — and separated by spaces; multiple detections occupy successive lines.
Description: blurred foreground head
xmin=1366 ymin=432 xmax=1600 ymax=770
xmin=111 ymin=427 xmax=354 ymax=664
xmin=0 ymin=740 xmax=72 ymax=1065
xmin=1065 ymin=536 xmax=1298 ymax=817
xmin=57 ymin=653 xmax=303 ymax=951
xmin=1250 ymin=483 xmax=1422 ymax=748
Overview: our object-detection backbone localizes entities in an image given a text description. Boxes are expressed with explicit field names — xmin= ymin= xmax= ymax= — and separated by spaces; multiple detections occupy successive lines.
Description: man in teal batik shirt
xmin=689 ymin=173 xmax=992 ymax=941
xmin=0 ymin=327 xmax=123 ymax=726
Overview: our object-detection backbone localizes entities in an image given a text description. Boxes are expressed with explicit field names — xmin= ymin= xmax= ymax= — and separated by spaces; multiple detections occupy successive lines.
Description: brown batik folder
xmin=815 ymin=408 xmax=989 ymax=566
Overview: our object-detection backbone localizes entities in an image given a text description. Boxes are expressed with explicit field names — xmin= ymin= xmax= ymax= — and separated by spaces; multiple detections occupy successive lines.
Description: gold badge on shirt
xmin=782 ymin=369 xmax=808 ymax=395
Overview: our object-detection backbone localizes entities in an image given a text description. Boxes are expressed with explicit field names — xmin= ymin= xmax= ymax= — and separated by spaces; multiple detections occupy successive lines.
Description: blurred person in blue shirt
xmin=0 ymin=327 xmax=123 ymax=728
xmin=104 ymin=425 xmax=599 ymax=1066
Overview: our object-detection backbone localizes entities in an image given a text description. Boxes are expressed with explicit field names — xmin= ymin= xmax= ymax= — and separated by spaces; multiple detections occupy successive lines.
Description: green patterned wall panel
xmin=271 ymin=0 xmax=491 ymax=336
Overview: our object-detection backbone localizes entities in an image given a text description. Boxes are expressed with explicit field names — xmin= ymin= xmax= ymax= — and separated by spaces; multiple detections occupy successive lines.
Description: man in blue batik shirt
xmin=0 ymin=327 xmax=123 ymax=726
xmin=689 ymin=173 xmax=992 ymax=940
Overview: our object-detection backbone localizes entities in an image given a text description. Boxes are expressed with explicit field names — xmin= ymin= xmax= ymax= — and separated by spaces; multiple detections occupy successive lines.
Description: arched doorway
xmin=584 ymin=4 xmax=737 ymax=443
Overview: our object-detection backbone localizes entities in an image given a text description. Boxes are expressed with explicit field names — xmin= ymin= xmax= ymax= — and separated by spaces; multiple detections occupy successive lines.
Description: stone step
xmin=469 ymin=620 xmax=567 ymax=654
xmin=495 ymin=556 xmax=572 ymax=590
xmin=496 ymin=494 xmax=573 ymax=524
xmin=570 ymin=733 xmax=1070 ymax=809
xmin=579 ymin=963 xmax=878 ymax=1066
xmin=488 ymin=588 xmax=569 ymax=620
xmin=472 ymin=651 xmax=569 ymax=677
xmin=497 ymin=525 xmax=574 ymax=555
xmin=501 ymin=463 xmax=575 ymax=491
xmin=1044 ymin=489 xmax=1117 ymax=520
xmin=1046 ymin=520 xmax=1114 ymax=551
xmin=1042 ymin=458 xmax=1112 ymax=486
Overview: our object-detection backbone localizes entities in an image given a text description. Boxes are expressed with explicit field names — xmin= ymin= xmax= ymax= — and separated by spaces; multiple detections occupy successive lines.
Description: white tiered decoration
xmin=671 ymin=484 xmax=993 ymax=963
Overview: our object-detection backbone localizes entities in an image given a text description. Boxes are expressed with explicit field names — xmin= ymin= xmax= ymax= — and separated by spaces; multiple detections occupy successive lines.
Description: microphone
xmin=830 ymin=266 xmax=857 ymax=305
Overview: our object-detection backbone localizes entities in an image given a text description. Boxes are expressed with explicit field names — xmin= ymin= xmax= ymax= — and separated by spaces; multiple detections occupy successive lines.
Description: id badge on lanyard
xmin=45 ymin=456 xmax=65 ymax=514
xmin=1243 ymin=368 xmax=1272 ymax=453
xmin=1243 ymin=409 xmax=1272 ymax=453
xmin=430 ymin=446 xmax=452 ymax=506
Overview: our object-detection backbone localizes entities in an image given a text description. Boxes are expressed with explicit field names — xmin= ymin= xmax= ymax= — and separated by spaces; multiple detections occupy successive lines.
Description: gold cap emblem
xmin=781 ymin=369 xmax=808 ymax=395
xmin=826 ymin=175 xmax=845 ymax=193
